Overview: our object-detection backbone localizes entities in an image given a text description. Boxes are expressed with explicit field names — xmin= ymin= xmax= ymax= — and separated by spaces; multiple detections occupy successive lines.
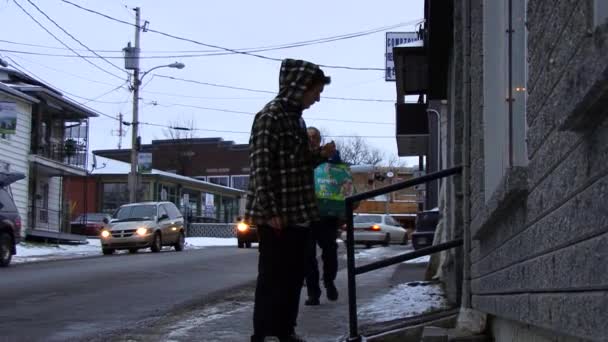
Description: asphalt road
xmin=0 ymin=246 xmax=259 ymax=342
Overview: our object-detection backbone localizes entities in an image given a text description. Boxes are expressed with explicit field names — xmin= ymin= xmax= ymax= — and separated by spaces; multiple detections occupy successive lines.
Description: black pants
xmin=305 ymin=217 xmax=339 ymax=299
xmin=252 ymin=225 xmax=309 ymax=341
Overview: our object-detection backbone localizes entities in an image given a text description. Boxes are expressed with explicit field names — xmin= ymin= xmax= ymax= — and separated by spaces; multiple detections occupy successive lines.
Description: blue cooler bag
xmin=314 ymin=162 xmax=354 ymax=218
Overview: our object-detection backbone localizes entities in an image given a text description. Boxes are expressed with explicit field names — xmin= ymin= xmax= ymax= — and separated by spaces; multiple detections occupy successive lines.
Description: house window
xmin=231 ymin=175 xmax=249 ymax=191
xmin=594 ymin=0 xmax=608 ymax=28
xmin=207 ymin=175 xmax=230 ymax=187
xmin=482 ymin=0 xmax=528 ymax=200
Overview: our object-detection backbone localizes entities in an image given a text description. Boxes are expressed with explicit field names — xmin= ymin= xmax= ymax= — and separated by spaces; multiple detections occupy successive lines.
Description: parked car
xmin=100 ymin=202 xmax=185 ymax=255
xmin=70 ymin=213 xmax=111 ymax=236
xmin=340 ymin=214 xmax=408 ymax=248
xmin=0 ymin=172 xmax=25 ymax=267
xmin=236 ymin=218 xmax=257 ymax=248
xmin=411 ymin=209 xmax=440 ymax=250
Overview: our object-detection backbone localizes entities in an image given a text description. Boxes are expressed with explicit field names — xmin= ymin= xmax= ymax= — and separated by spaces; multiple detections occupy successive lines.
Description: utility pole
xmin=128 ymin=7 xmax=141 ymax=203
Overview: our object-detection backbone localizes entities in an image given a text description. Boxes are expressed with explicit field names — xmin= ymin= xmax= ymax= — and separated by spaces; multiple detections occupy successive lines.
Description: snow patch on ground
xmin=358 ymin=282 xmax=449 ymax=323
xmin=403 ymin=255 xmax=431 ymax=264
xmin=13 ymin=237 xmax=239 ymax=264
xmin=163 ymin=301 xmax=253 ymax=342
xmin=185 ymin=237 xmax=239 ymax=248
xmin=13 ymin=239 xmax=102 ymax=263
xmin=354 ymin=246 xmax=405 ymax=260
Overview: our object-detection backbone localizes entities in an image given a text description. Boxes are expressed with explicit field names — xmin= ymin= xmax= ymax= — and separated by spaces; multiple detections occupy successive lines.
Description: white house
xmin=0 ymin=67 xmax=97 ymax=239
xmin=0 ymin=82 xmax=38 ymax=233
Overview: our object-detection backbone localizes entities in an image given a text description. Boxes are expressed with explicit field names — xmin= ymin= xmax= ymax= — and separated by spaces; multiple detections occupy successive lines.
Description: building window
xmin=393 ymin=176 xmax=417 ymax=202
xmin=208 ymin=175 xmax=229 ymax=187
xmin=102 ymin=183 xmax=129 ymax=214
xmin=158 ymin=184 xmax=177 ymax=205
xmin=482 ymin=0 xmax=528 ymax=200
xmin=231 ymin=175 xmax=249 ymax=191
xmin=594 ymin=0 xmax=608 ymax=28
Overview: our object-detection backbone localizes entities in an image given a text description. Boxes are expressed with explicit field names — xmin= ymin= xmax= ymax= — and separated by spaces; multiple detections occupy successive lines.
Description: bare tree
xmin=162 ymin=119 xmax=198 ymax=175
xmin=334 ymin=135 xmax=384 ymax=165
xmin=386 ymin=154 xmax=409 ymax=168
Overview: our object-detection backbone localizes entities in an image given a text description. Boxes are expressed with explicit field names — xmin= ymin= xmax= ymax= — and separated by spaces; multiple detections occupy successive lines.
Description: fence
xmin=187 ymin=223 xmax=237 ymax=238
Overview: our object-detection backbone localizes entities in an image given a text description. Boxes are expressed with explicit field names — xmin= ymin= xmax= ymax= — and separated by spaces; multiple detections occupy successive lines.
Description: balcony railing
xmin=35 ymin=141 xmax=87 ymax=169
xmin=29 ymin=206 xmax=69 ymax=233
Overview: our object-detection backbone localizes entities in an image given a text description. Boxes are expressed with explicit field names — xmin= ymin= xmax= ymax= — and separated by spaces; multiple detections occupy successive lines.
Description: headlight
xmin=101 ymin=230 xmax=111 ymax=238
xmin=237 ymin=222 xmax=249 ymax=232
xmin=136 ymin=227 xmax=149 ymax=236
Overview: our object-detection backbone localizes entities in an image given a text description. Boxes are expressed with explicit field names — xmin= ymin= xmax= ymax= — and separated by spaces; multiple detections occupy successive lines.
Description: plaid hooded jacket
xmin=244 ymin=59 xmax=327 ymax=227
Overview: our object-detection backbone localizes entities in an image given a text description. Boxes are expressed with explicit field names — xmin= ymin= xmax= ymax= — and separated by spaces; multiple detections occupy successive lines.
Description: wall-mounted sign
xmin=138 ymin=153 xmax=152 ymax=173
xmin=385 ymin=32 xmax=420 ymax=81
xmin=0 ymin=102 xmax=18 ymax=135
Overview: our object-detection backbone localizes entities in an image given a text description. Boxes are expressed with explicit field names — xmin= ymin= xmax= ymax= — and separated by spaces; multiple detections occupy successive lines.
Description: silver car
xmin=100 ymin=202 xmax=185 ymax=255
xmin=341 ymin=214 xmax=408 ymax=248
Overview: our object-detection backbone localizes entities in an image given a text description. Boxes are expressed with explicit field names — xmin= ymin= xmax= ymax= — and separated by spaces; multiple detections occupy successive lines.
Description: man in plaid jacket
xmin=246 ymin=59 xmax=335 ymax=342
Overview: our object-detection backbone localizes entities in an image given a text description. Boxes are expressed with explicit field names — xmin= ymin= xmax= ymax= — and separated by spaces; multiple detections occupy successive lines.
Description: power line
xmin=5 ymin=56 xmax=123 ymax=121
xmin=23 ymin=0 xmax=127 ymax=75
xmin=154 ymin=74 xmax=394 ymax=103
xmin=0 ymin=21 xmax=410 ymax=60
xmin=137 ymin=121 xmax=395 ymax=138
xmin=4 ymin=53 xmax=267 ymax=102
xmin=1 ymin=20 xmax=418 ymax=55
xmin=150 ymin=102 xmax=394 ymax=125
xmin=4 ymin=52 xmax=123 ymax=87
xmin=5 ymin=53 xmax=258 ymax=101
xmin=82 ymin=82 xmax=128 ymax=104
xmin=11 ymin=0 xmax=125 ymax=81
xmin=58 ymin=0 xmax=416 ymax=71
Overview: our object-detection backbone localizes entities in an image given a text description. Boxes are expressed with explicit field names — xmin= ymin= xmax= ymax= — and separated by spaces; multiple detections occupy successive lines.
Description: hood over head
xmin=277 ymin=59 xmax=330 ymax=110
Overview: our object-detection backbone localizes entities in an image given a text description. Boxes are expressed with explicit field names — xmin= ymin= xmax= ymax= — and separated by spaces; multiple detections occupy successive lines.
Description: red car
xmin=71 ymin=213 xmax=111 ymax=236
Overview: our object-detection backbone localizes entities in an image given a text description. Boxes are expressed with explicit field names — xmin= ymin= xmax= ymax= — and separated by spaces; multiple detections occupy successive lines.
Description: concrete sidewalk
xmin=109 ymin=245 xmax=449 ymax=342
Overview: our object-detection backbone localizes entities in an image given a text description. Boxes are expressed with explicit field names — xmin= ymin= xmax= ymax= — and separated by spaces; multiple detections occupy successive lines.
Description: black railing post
xmin=345 ymin=199 xmax=361 ymax=341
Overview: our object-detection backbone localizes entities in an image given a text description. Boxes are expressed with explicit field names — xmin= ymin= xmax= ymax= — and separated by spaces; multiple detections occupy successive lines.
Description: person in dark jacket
xmin=246 ymin=59 xmax=335 ymax=342
xmin=304 ymin=127 xmax=341 ymax=306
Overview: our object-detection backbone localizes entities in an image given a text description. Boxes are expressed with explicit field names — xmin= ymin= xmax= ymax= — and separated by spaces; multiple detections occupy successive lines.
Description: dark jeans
xmin=305 ymin=217 xmax=339 ymax=299
xmin=252 ymin=225 xmax=309 ymax=341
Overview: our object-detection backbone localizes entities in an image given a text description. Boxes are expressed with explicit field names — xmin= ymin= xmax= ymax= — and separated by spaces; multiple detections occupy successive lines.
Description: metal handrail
xmin=344 ymin=166 xmax=463 ymax=341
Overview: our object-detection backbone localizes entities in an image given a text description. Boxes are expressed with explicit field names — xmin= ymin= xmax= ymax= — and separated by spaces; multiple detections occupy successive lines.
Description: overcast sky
xmin=0 ymin=0 xmax=423 ymax=165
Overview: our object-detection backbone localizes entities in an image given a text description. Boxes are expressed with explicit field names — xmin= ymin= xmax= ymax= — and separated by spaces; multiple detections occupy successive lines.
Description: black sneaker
xmin=304 ymin=297 xmax=320 ymax=306
xmin=326 ymin=282 xmax=338 ymax=301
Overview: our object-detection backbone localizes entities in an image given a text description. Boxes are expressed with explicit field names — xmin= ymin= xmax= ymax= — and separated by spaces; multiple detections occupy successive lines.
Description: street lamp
xmin=128 ymin=61 xmax=185 ymax=203
xmin=139 ymin=62 xmax=185 ymax=82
